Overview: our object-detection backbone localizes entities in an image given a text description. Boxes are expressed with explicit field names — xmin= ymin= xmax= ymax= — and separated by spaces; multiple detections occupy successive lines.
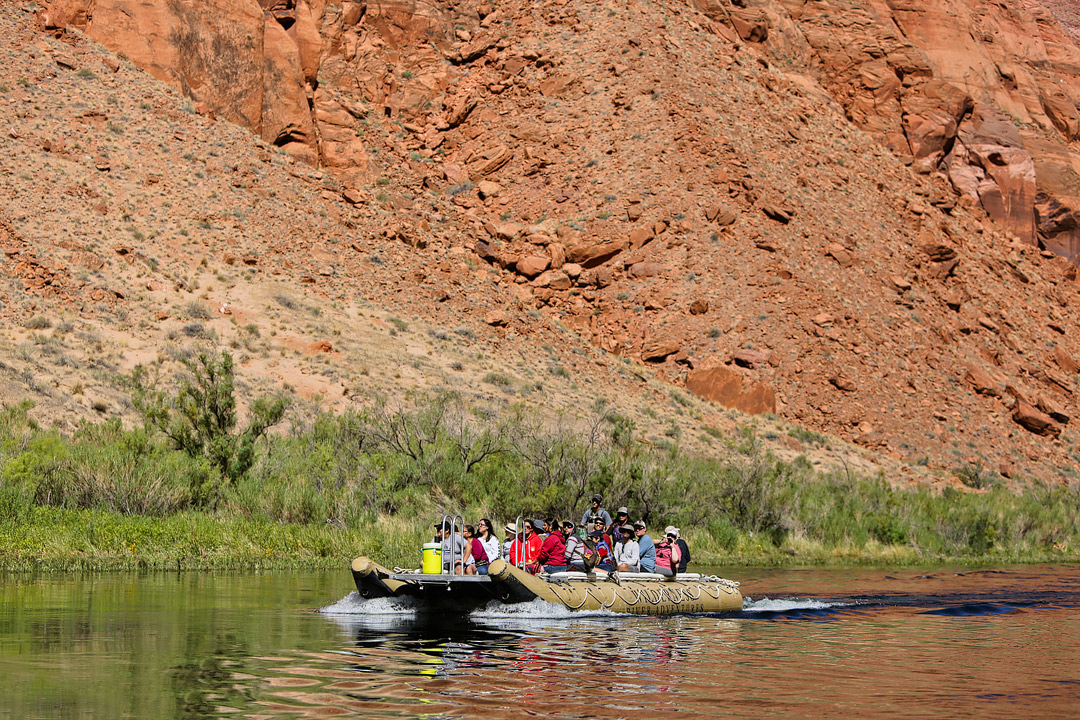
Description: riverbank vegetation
xmin=3 ymin=351 xmax=1080 ymax=571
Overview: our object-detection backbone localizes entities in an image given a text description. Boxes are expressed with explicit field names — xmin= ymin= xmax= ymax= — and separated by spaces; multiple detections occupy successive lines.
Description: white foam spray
xmin=319 ymin=591 xmax=421 ymax=616
xmin=741 ymin=596 xmax=850 ymax=612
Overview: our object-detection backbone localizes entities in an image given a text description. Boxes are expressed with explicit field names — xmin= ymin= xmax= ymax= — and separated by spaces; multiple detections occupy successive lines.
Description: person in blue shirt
xmin=634 ymin=520 xmax=656 ymax=573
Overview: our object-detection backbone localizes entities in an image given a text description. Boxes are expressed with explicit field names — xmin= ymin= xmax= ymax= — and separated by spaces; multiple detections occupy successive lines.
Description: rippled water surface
xmin=2 ymin=565 xmax=1080 ymax=718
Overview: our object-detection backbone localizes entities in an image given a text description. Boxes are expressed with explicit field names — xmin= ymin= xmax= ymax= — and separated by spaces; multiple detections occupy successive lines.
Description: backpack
xmin=580 ymin=536 xmax=598 ymax=572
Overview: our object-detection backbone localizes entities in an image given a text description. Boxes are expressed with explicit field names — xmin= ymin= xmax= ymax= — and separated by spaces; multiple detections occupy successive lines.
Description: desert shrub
xmin=132 ymin=350 xmax=288 ymax=505
xmin=185 ymin=301 xmax=212 ymax=320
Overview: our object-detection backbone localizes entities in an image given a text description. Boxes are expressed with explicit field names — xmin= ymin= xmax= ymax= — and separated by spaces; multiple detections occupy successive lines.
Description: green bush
xmin=132 ymin=350 xmax=288 ymax=504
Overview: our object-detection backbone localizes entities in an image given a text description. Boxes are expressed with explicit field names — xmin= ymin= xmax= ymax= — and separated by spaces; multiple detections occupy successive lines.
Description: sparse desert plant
xmin=184 ymin=301 xmax=212 ymax=320
xmin=482 ymin=372 xmax=513 ymax=388
xmin=131 ymin=350 xmax=289 ymax=505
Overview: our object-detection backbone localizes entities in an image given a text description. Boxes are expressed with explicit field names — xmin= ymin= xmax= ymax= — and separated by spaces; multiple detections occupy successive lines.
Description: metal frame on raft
xmin=438 ymin=514 xmax=464 ymax=575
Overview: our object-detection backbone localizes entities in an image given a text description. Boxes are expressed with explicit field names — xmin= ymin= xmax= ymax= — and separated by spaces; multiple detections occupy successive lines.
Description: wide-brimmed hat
xmin=530 ymin=519 xmax=545 ymax=531
xmin=619 ymin=524 xmax=635 ymax=535
xmin=504 ymin=522 xmax=518 ymax=534
xmin=616 ymin=506 xmax=629 ymax=515
xmin=664 ymin=525 xmax=679 ymax=538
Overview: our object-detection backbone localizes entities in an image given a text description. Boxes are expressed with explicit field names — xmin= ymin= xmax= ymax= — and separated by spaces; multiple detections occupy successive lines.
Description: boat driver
xmin=580 ymin=494 xmax=613 ymax=528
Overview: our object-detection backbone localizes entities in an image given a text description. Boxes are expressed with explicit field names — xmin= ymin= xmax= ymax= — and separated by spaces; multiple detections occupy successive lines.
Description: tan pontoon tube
xmin=351 ymin=557 xmax=743 ymax=615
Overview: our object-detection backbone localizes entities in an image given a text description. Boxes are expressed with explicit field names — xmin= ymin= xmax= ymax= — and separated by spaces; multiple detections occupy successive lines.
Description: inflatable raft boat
xmin=350 ymin=556 xmax=743 ymax=615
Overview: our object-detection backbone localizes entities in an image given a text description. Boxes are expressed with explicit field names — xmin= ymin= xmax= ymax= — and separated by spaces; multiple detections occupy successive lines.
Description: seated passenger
xmin=534 ymin=519 xmax=567 ymax=573
xmin=562 ymin=521 xmax=588 ymax=571
xmin=433 ymin=522 xmax=466 ymax=575
xmin=654 ymin=526 xmax=683 ymax=577
xmin=634 ymin=520 xmax=656 ymax=573
xmin=606 ymin=506 xmax=630 ymax=541
xmin=462 ymin=524 xmax=478 ymax=574
xmin=502 ymin=522 xmax=518 ymax=561
xmin=612 ymin=524 xmax=640 ymax=572
xmin=588 ymin=516 xmax=614 ymax=571
xmin=510 ymin=520 xmax=544 ymax=567
xmin=673 ymin=527 xmax=691 ymax=572
xmin=473 ymin=518 xmax=500 ymax=575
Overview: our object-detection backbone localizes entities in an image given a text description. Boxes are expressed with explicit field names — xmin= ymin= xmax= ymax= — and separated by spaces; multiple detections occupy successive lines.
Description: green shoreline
xmin=5 ymin=392 xmax=1080 ymax=574
xmin=4 ymin=505 xmax=1080 ymax=574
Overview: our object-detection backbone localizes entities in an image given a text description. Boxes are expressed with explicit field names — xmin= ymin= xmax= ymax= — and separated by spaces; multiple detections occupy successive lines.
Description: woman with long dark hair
xmin=469 ymin=519 xmax=499 ymax=575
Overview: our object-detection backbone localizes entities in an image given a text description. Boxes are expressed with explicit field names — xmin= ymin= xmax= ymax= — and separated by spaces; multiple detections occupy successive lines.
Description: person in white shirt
xmin=612 ymin=524 xmax=640 ymax=572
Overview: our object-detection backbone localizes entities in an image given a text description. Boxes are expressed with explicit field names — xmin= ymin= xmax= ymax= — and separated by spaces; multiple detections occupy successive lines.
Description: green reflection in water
xmin=0 ymin=572 xmax=342 ymax=719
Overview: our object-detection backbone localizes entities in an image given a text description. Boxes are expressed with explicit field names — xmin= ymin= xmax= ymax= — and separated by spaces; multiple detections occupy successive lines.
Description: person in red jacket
xmin=509 ymin=519 xmax=543 ymax=567
xmin=533 ymin=519 xmax=567 ymax=573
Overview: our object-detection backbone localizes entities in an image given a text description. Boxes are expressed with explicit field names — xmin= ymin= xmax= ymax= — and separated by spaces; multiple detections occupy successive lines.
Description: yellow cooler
xmin=421 ymin=542 xmax=442 ymax=574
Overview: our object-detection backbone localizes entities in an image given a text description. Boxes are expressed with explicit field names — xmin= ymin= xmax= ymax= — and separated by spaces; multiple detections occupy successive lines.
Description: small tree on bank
xmin=132 ymin=350 xmax=288 ymax=505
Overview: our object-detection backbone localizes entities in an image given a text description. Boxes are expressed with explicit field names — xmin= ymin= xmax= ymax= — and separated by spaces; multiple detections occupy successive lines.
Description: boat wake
xmin=320 ymin=592 xmax=421 ymax=616
xmin=741 ymin=596 xmax=856 ymax=619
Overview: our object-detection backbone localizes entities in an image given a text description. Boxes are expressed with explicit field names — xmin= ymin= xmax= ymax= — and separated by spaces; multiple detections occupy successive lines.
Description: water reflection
xmin=3 ymin=567 xmax=1080 ymax=718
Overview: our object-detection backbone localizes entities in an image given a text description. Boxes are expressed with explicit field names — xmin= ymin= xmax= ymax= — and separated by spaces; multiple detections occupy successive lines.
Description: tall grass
xmin=3 ymin=395 xmax=1080 ymax=570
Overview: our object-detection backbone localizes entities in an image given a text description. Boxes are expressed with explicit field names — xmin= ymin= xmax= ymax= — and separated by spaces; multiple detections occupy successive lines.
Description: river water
xmin=2 ymin=565 xmax=1079 ymax=718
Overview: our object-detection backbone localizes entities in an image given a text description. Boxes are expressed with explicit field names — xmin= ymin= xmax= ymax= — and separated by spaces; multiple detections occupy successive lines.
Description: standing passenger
xmin=580 ymin=494 xmax=613 ymax=528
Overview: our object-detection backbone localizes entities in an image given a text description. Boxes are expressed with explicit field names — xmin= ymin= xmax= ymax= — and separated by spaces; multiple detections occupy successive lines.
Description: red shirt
xmin=509 ymin=533 xmax=543 ymax=565
xmin=536 ymin=532 xmax=567 ymax=566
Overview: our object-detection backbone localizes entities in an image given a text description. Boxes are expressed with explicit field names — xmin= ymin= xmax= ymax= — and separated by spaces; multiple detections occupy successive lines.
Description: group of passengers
xmin=432 ymin=494 xmax=691 ymax=578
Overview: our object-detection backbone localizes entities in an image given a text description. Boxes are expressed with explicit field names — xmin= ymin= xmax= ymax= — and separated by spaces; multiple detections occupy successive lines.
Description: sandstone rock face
xmin=46 ymin=0 xmax=371 ymax=177
xmin=686 ymin=364 xmax=777 ymax=416
xmin=746 ymin=0 xmax=1080 ymax=259
xmin=78 ymin=0 xmax=267 ymax=133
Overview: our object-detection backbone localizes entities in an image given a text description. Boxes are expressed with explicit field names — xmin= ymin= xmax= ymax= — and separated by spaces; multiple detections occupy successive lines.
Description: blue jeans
xmin=543 ymin=564 xmax=568 ymax=573
xmin=477 ymin=564 xmax=490 ymax=575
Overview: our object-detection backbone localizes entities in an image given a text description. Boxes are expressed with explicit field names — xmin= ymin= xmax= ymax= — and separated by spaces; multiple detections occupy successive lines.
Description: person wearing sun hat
xmin=507 ymin=519 xmax=543 ymax=567
xmin=606 ymin=506 xmax=630 ymax=541
xmin=673 ymin=527 xmax=691 ymax=572
xmin=501 ymin=522 xmax=518 ymax=561
xmin=654 ymin=526 xmax=682 ymax=577
xmin=612 ymin=524 xmax=640 ymax=572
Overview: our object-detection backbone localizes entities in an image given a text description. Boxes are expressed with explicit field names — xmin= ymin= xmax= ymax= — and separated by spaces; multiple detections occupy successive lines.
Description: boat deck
xmin=388 ymin=573 xmax=492 ymax=584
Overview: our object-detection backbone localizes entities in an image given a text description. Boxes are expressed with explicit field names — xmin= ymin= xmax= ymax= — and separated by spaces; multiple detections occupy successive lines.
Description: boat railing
xmin=439 ymin=514 xmax=465 ymax=574
xmin=514 ymin=515 xmax=525 ymax=571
